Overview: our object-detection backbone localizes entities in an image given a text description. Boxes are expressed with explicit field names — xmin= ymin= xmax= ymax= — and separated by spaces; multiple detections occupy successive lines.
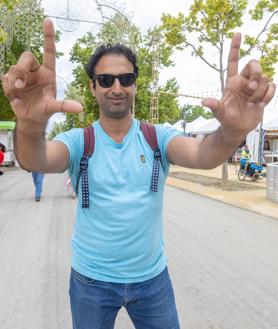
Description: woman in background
xmin=0 ymin=143 xmax=6 ymax=175
xmin=31 ymin=172 xmax=45 ymax=201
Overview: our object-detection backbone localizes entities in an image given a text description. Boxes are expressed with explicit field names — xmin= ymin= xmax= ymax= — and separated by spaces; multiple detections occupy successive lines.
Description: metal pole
xmin=258 ymin=120 xmax=264 ymax=165
xmin=183 ymin=108 xmax=187 ymax=136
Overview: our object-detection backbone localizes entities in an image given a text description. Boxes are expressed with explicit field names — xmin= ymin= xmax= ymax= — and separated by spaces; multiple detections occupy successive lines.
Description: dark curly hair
xmin=85 ymin=44 xmax=138 ymax=88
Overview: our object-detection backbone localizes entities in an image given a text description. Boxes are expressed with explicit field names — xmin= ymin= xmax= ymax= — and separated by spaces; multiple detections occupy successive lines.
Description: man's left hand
xmin=202 ymin=33 xmax=276 ymax=142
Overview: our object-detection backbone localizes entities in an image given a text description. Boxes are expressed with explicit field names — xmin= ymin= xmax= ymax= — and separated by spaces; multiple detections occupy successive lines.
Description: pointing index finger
xmin=43 ymin=18 xmax=56 ymax=71
xmin=226 ymin=32 xmax=241 ymax=79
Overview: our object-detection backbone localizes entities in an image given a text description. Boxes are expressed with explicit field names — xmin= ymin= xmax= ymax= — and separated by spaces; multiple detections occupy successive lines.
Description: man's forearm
xmin=197 ymin=126 xmax=246 ymax=169
xmin=14 ymin=120 xmax=48 ymax=171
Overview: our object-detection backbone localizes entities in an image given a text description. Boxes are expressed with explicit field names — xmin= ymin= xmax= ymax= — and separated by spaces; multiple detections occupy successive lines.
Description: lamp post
xmin=182 ymin=108 xmax=187 ymax=136
xmin=258 ymin=121 xmax=264 ymax=165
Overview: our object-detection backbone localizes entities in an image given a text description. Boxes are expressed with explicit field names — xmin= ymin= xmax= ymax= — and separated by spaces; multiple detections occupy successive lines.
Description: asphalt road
xmin=0 ymin=169 xmax=278 ymax=329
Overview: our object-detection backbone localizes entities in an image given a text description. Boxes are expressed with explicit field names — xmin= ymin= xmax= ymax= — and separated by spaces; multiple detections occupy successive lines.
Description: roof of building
xmin=0 ymin=121 xmax=16 ymax=131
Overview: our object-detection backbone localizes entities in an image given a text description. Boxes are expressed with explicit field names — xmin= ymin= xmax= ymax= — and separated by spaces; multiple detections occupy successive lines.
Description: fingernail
xmin=249 ymin=81 xmax=258 ymax=90
xmin=76 ymin=103 xmax=83 ymax=111
xmin=260 ymin=102 xmax=266 ymax=108
xmin=15 ymin=79 xmax=24 ymax=88
xmin=247 ymin=102 xmax=255 ymax=108
xmin=12 ymin=97 xmax=21 ymax=105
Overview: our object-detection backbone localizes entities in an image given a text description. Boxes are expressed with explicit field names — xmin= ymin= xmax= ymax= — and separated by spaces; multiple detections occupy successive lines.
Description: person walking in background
xmin=0 ymin=143 xmax=6 ymax=175
xmin=65 ymin=177 xmax=76 ymax=199
xmin=31 ymin=172 xmax=45 ymax=201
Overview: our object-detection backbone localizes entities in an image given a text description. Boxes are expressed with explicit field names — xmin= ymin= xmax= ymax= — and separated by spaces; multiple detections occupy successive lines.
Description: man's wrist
xmin=16 ymin=119 xmax=47 ymax=139
xmin=216 ymin=126 xmax=246 ymax=149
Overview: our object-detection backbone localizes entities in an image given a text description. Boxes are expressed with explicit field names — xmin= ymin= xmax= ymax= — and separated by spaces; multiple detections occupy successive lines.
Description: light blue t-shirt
xmin=55 ymin=118 xmax=181 ymax=283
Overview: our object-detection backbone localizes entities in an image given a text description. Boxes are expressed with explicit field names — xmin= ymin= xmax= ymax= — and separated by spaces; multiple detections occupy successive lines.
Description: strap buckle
xmin=154 ymin=148 xmax=161 ymax=161
xmin=80 ymin=157 xmax=88 ymax=171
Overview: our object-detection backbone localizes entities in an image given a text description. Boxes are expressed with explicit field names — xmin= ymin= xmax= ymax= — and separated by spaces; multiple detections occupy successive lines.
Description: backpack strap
xmin=83 ymin=125 xmax=95 ymax=157
xmin=76 ymin=122 xmax=161 ymax=208
xmin=76 ymin=126 xmax=95 ymax=208
xmin=140 ymin=121 xmax=162 ymax=192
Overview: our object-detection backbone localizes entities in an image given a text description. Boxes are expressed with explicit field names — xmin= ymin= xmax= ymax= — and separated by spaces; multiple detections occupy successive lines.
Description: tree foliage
xmin=160 ymin=0 xmax=277 ymax=183
xmin=0 ymin=0 xmax=61 ymax=121
xmin=47 ymin=121 xmax=69 ymax=141
xmin=181 ymin=104 xmax=214 ymax=123
xmin=65 ymin=13 xmax=181 ymax=128
xmin=243 ymin=0 xmax=278 ymax=77
xmin=161 ymin=0 xmax=277 ymax=93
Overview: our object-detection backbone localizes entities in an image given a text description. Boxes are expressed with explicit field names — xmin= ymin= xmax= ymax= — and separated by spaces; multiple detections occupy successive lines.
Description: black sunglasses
xmin=92 ymin=73 xmax=137 ymax=88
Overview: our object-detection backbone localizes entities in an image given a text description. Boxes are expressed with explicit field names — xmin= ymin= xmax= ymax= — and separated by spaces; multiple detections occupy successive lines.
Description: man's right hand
xmin=1 ymin=18 xmax=83 ymax=125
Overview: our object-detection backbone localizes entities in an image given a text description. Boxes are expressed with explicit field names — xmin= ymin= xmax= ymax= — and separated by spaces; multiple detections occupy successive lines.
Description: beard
xmin=101 ymin=101 xmax=132 ymax=119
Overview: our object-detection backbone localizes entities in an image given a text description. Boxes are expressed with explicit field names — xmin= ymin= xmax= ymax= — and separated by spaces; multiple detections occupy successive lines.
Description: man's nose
xmin=111 ymin=78 xmax=123 ymax=93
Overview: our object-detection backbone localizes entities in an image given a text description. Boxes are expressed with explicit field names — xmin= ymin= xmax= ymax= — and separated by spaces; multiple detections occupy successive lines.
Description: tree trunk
xmin=221 ymin=161 xmax=228 ymax=186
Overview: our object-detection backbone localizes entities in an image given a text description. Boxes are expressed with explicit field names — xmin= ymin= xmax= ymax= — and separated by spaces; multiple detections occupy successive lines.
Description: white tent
xmin=190 ymin=118 xmax=220 ymax=135
xmin=263 ymin=117 xmax=278 ymax=131
xmin=163 ymin=122 xmax=173 ymax=128
xmin=244 ymin=112 xmax=278 ymax=163
xmin=185 ymin=116 xmax=208 ymax=133
xmin=172 ymin=116 xmax=208 ymax=133
xmin=172 ymin=119 xmax=184 ymax=132
xmin=246 ymin=125 xmax=260 ymax=162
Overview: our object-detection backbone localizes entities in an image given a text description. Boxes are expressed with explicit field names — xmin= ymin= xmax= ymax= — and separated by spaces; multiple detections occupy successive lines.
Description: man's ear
xmin=89 ymin=80 xmax=96 ymax=96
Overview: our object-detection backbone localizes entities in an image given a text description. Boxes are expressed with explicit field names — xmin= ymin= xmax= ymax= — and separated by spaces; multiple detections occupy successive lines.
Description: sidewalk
xmin=166 ymin=164 xmax=278 ymax=220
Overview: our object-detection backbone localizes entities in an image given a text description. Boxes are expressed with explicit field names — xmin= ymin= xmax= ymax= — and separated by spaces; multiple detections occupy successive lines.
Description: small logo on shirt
xmin=140 ymin=154 xmax=146 ymax=163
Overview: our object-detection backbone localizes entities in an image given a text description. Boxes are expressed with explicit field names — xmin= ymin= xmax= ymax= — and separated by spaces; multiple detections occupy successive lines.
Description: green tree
xmin=135 ymin=28 xmax=181 ymax=122
xmin=243 ymin=0 xmax=278 ymax=78
xmin=181 ymin=104 xmax=214 ymax=123
xmin=157 ymin=79 xmax=181 ymax=123
xmin=47 ymin=121 xmax=68 ymax=141
xmin=62 ymin=83 xmax=86 ymax=129
xmin=0 ymin=0 xmax=43 ymax=120
xmin=160 ymin=0 xmax=277 ymax=183
xmin=69 ymin=32 xmax=99 ymax=126
xmin=66 ymin=14 xmax=180 ymax=128
xmin=47 ymin=84 xmax=83 ymax=139
xmin=0 ymin=0 xmax=62 ymax=121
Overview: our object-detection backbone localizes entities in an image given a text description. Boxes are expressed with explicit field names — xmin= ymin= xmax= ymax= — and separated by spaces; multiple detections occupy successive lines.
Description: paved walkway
xmin=2 ymin=164 xmax=278 ymax=220
xmin=167 ymin=164 xmax=278 ymax=220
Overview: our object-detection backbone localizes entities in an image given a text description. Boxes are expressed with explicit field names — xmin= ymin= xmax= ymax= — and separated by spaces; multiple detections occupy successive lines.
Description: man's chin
xmin=103 ymin=106 xmax=131 ymax=119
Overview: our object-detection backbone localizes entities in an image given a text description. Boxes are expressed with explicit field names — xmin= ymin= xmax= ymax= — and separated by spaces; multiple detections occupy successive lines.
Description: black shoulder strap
xmin=140 ymin=121 xmax=162 ymax=192
xmin=76 ymin=126 xmax=95 ymax=208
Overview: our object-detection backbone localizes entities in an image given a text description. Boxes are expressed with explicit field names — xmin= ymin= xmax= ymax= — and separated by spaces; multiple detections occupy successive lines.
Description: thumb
xmin=201 ymin=97 xmax=220 ymax=114
xmin=46 ymin=99 xmax=83 ymax=115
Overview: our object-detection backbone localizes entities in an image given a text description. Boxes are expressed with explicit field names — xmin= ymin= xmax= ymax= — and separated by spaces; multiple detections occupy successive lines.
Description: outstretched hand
xmin=1 ymin=18 xmax=83 ymax=125
xmin=202 ymin=33 xmax=276 ymax=139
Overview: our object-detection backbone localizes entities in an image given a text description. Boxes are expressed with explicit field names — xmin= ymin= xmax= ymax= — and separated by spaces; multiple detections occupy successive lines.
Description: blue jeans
xmin=69 ymin=267 xmax=180 ymax=329
xmin=31 ymin=172 xmax=44 ymax=199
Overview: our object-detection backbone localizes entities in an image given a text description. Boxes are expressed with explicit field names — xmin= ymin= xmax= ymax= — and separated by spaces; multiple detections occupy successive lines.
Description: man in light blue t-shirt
xmin=2 ymin=17 xmax=275 ymax=329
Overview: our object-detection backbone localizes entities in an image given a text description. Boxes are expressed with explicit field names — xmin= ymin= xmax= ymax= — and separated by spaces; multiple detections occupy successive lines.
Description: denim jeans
xmin=69 ymin=266 xmax=180 ymax=329
xmin=31 ymin=172 xmax=44 ymax=199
